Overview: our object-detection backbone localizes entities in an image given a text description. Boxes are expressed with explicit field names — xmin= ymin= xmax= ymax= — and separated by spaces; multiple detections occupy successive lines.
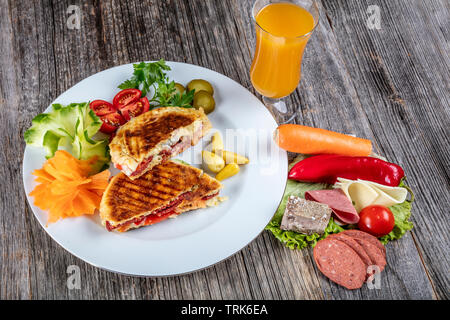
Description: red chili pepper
xmin=288 ymin=155 xmax=405 ymax=187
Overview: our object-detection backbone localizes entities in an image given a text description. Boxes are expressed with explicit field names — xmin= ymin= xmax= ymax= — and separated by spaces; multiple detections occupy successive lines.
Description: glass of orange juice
xmin=250 ymin=0 xmax=319 ymax=123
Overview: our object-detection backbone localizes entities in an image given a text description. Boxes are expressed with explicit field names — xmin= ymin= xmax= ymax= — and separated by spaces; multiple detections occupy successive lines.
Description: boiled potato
xmin=202 ymin=151 xmax=225 ymax=173
xmin=211 ymin=132 xmax=224 ymax=153
xmin=174 ymin=83 xmax=185 ymax=96
xmin=222 ymin=151 xmax=249 ymax=165
xmin=215 ymin=163 xmax=240 ymax=181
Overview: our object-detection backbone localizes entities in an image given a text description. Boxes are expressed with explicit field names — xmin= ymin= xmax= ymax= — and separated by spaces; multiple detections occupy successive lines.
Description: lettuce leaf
xmin=24 ymin=102 xmax=110 ymax=173
xmin=265 ymin=156 xmax=414 ymax=250
xmin=266 ymin=217 xmax=344 ymax=250
xmin=379 ymin=180 xmax=415 ymax=244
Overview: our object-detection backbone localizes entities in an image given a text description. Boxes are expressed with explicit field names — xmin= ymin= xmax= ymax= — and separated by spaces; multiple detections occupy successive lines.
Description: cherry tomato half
xmin=99 ymin=112 xmax=126 ymax=134
xmin=358 ymin=205 xmax=395 ymax=237
xmin=120 ymin=97 xmax=150 ymax=121
xmin=112 ymin=89 xmax=141 ymax=110
xmin=89 ymin=100 xmax=117 ymax=116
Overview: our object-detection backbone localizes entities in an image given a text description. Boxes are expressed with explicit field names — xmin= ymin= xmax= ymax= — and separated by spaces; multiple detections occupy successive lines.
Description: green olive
xmin=174 ymin=83 xmax=185 ymax=96
xmin=193 ymin=91 xmax=215 ymax=114
xmin=187 ymin=79 xmax=214 ymax=95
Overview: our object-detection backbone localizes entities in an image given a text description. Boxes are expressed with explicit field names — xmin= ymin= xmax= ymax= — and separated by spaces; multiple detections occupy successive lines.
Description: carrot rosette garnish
xmin=29 ymin=150 xmax=110 ymax=224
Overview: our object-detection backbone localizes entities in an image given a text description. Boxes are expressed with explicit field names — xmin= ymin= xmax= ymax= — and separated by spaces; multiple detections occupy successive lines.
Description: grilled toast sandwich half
xmin=110 ymin=106 xmax=211 ymax=179
xmin=100 ymin=160 xmax=223 ymax=232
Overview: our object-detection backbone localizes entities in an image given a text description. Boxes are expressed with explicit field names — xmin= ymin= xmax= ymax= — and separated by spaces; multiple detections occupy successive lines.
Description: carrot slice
xmin=31 ymin=184 xmax=52 ymax=209
xmin=33 ymin=168 xmax=55 ymax=183
xmin=72 ymin=199 xmax=91 ymax=216
xmin=85 ymin=170 xmax=110 ymax=190
xmin=46 ymin=151 xmax=85 ymax=180
xmin=50 ymin=179 xmax=91 ymax=195
xmin=274 ymin=124 xmax=372 ymax=157
xmin=78 ymin=155 xmax=100 ymax=176
xmin=29 ymin=151 xmax=110 ymax=224
xmin=47 ymin=192 xmax=77 ymax=223
xmin=75 ymin=189 xmax=99 ymax=215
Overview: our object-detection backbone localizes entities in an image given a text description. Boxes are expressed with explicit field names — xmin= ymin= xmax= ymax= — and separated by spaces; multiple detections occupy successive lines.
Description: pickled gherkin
xmin=174 ymin=83 xmax=185 ymax=96
xmin=187 ymin=79 xmax=214 ymax=95
xmin=193 ymin=91 xmax=215 ymax=114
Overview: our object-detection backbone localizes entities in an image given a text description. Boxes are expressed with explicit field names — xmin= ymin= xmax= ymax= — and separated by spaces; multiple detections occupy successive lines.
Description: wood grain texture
xmin=0 ymin=0 xmax=448 ymax=300
xmin=320 ymin=0 xmax=450 ymax=299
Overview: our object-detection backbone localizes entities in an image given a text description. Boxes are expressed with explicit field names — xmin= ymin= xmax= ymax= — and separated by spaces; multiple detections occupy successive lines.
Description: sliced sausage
xmin=351 ymin=237 xmax=386 ymax=272
xmin=305 ymin=189 xmax=360 ymax=224
xmin=327 ymin=233 xmax=372 ymax=271
xmin=342 ymin=229 xmax=386 ymax=257
xmin=313 ymin=238 xmax=366 ymax=290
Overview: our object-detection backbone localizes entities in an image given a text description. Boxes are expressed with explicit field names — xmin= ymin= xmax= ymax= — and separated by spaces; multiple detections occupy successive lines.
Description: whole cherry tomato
xmin=358 ymin=205 xmax=395 ymax=237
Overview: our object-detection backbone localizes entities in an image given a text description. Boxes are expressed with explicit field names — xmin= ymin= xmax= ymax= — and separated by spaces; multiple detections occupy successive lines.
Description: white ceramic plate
xmin=23 ymin=62 xmax=288 ymax=276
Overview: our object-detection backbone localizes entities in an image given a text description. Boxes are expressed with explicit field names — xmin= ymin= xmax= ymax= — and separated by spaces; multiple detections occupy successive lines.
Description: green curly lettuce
xmin=379 ymin=180 xmax=415 ymax=244
xmin=266 ymin=217 xmax=345 ymax=250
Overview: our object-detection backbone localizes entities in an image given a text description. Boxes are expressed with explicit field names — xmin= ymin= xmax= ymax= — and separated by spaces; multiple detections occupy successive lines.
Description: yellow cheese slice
xmin=335 ymin=178 xmax=378 ymax=213
xmin=334 ymin=178 xmax=408 ymax=213
xmin=367 ymin=181 xmax=408 ymax=207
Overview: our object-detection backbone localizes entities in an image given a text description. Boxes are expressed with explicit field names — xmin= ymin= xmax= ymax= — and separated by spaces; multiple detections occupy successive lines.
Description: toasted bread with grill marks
xmin=188 ymin=172 xmax=223 ymax=201
xmin=99 ymin=160 xmax=222 ymax=231
xmin=110 ymin=107 xmax=212 ymax=179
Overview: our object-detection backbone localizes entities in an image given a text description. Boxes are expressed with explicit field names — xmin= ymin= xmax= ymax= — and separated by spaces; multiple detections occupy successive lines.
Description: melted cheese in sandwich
xmin=115 ymin=120 xmax=203 ymax=175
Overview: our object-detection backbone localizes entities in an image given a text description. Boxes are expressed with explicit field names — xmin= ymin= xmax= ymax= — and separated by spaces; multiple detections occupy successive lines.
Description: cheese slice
xmin=334 ymin=178 xmax=408 ymax=213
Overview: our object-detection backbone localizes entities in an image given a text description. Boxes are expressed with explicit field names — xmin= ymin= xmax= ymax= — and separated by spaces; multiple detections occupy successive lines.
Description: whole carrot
xmin=274 ymin=124 xmax=372 ymax=156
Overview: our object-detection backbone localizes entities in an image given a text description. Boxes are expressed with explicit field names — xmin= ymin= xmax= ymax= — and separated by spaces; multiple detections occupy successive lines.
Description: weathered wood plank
xmin=321 ymin=0 xmax=449 ymax=299
xmin=1 ymin=0 xmax=33 ymax=299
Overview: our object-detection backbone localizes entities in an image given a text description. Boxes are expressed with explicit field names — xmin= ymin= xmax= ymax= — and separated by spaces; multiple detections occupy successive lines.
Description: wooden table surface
xmin=1 ymin=0 xmax=448 ymax=300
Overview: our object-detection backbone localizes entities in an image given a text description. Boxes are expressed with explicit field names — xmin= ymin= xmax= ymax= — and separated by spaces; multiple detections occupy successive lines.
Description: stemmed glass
xmin=250 ymin=0 xmax=320 ymax=124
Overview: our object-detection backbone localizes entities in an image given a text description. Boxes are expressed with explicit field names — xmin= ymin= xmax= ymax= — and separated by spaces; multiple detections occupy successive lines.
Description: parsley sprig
xmin=118 ymin=59 xmax=194 ymax=109
xmin=153 ymin=80 xmax=195 ymax=108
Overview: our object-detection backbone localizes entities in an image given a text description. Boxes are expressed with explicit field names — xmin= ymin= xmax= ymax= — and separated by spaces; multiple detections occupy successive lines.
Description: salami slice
xmin=351 ymin=237 xmax=387 ymax=272
xmin=327 ymin=233 xmax=372 ymax=271
xmin=305 ymin=189 xmax=359 ymax=225
xmin=342 ymin=230 xmax=386 ymax=257
xmin=313 ymin=238 xmax=366 ymax=290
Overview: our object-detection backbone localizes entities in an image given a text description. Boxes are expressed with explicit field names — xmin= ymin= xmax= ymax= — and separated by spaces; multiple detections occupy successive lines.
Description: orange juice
xmin=250 ymin=2 xmax=315 ymax=99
